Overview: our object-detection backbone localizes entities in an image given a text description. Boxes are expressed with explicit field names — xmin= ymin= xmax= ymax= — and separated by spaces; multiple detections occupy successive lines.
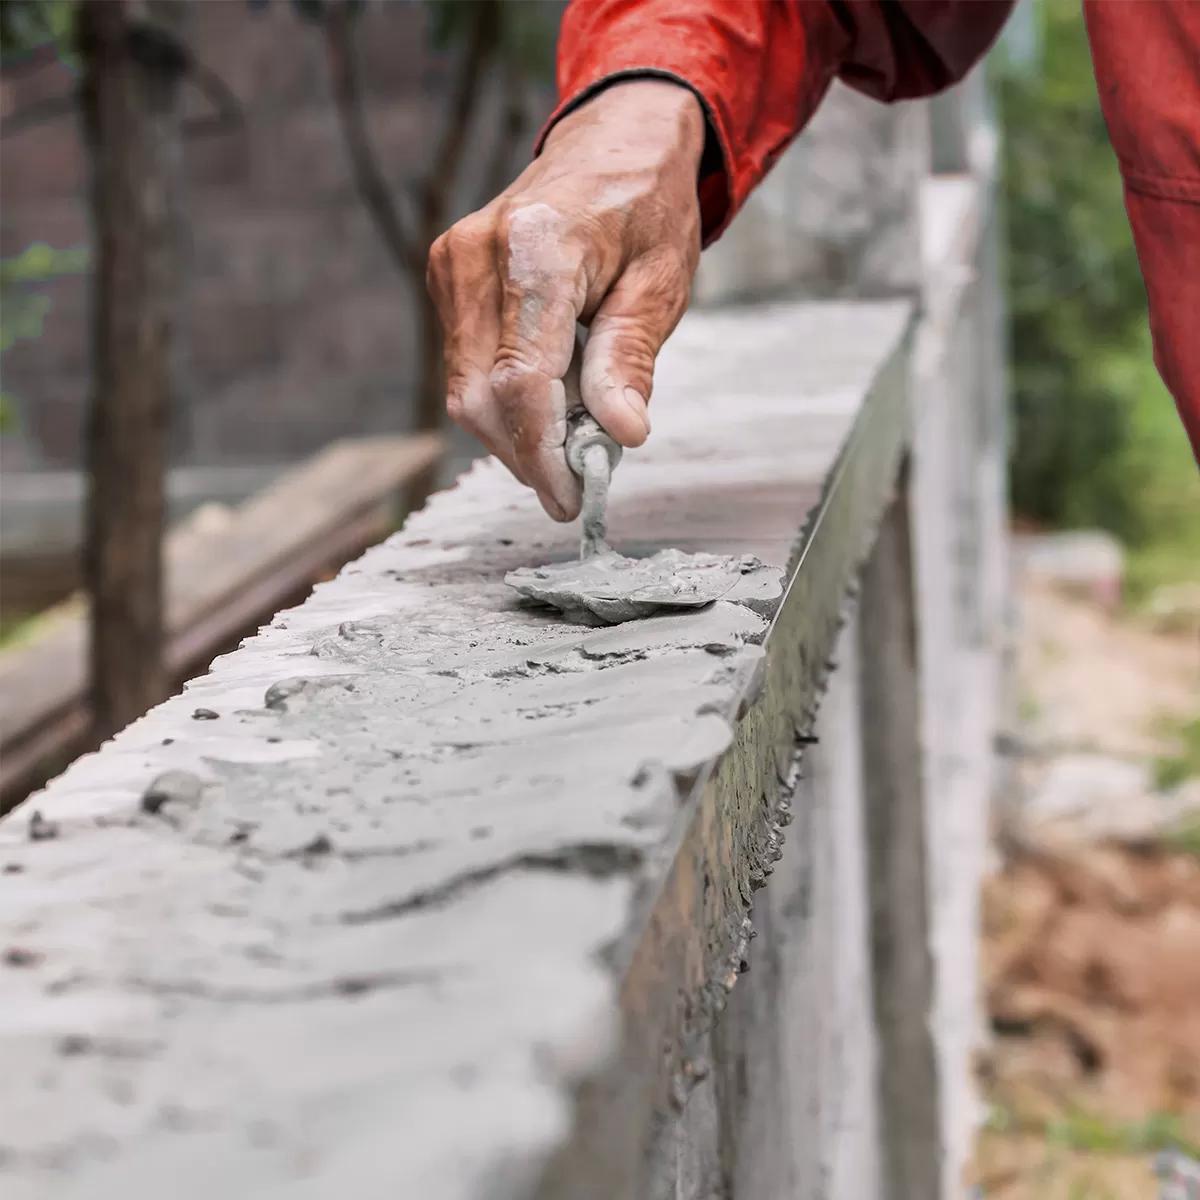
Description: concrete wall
xmin=0 ymin=296 xmax=928 ymax=1200
xmin=695 ymin=65 xmax=1008 ymax=1196
xmin=668 ymin=608 xmax=885 ymax=1199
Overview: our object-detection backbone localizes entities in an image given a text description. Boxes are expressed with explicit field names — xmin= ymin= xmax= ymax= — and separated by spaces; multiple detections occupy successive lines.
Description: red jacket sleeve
xmin=1084 ymin=0 xmax=1200 ymax=462
xmin=541 ymin=0 xmax=1013 ymax=242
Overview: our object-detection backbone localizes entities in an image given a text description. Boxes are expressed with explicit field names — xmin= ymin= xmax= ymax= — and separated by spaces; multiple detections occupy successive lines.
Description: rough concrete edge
xmin=533 ymin=305 xmax=918 ymax=1199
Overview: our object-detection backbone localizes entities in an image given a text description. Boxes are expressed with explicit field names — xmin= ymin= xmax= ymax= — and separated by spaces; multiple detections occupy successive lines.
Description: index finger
xmin=489 ymin=204 xmax=587 ymax=522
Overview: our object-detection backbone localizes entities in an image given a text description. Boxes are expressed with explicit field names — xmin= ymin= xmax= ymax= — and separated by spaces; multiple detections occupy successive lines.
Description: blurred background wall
xmin=1 ymin=0 xmax=555 ymax=473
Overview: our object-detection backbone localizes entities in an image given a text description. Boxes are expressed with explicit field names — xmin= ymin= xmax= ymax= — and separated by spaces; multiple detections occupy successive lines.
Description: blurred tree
xmin=995 ymin=0 xmax=1200 ymax=576
xmin=308 ymin=0 xmax=554 ymax=435
xmin=4 ymin=0 xmax=243 ymax=738
xmin=77 ymin=0 xmax=187 ymax=736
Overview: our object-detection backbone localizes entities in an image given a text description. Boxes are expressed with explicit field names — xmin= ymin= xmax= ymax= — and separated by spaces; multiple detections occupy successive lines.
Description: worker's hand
xmin=427 ymin=80 xmax=705 ymax=521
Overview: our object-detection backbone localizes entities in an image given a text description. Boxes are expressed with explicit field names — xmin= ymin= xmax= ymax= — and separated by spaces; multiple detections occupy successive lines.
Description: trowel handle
xmin=565 ymin=409 xmax=622 ymax=481
xmin=562 ymin=327 xmax=622 ymax=484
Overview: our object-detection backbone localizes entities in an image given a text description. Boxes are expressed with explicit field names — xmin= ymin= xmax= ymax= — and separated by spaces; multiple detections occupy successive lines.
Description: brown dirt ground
xmin=971 ymin=576 xmax=1200 ymax=1199
xmin=1016 ymin=579 xmax=1198 ymax=760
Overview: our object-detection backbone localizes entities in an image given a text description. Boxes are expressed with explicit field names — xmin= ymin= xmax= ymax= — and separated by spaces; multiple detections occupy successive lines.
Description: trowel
xmin=504 ymin=338 xmax=776 ymax=626
xmin=564 ymin=406 xmax=622 ymax=560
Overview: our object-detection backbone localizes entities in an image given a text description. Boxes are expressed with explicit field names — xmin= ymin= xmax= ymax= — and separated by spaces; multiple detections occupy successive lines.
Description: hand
xmin=426 ymin=80 xmax=705 ymax=521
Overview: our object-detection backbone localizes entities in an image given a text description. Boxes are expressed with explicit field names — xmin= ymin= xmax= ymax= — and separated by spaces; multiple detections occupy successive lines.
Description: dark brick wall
xmin=0 ymin=1 xmax=555 ymax=471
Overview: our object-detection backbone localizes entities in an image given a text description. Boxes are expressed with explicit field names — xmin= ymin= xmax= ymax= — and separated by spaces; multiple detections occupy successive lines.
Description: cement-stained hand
xmin=426 ymin=80 xmax=705 ymax=521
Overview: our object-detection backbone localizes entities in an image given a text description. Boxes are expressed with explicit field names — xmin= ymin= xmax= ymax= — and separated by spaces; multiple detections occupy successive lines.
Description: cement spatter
xmin=505 ymin=550 xmax=778 ymax=626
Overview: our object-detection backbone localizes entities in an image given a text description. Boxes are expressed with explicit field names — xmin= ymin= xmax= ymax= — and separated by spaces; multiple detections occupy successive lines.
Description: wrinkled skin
xmin=426 ymin=81 xmax=705 ymax=521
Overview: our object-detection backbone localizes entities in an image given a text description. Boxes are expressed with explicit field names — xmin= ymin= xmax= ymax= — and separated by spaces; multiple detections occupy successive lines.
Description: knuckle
xmin=444 ymin=392 xmax=471 ymax=431
xmin=427 ymin=215 xmax=494 ymax=287
xmin=444 ymin=382 xmax=483 ymax=433
xmin=488 ymin=355 xmax=537 ymax=403
xmin=448 ymin=214 xmax=494 ymax=255
xmin=498 ymin=203 xmax=585 ymax=278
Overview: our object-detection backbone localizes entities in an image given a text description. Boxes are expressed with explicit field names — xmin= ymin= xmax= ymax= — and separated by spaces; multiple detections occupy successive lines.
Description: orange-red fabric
xmin=1085 ymin=1 xmax=1200 ymax=461
xmin=542 ymin=1 xmax=1014 ymax=241
xmin=543 ymin=0 xmax=1200 ymax=461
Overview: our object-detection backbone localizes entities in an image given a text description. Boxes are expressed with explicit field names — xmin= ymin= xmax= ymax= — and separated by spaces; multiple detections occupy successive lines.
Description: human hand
xmin=426 ymin=80 xmax=705 ymax=520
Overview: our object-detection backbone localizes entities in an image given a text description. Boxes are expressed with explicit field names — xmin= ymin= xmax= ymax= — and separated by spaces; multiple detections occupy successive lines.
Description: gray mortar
xmin=505 ymin=550 xmax=777 ymax=626
xmin=0 ymin=300 xmax=912 ymax=1200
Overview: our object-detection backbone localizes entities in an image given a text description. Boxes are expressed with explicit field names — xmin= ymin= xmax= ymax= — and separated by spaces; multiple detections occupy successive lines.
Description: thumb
xmin=581 ymin=252 xmax=692 ymax=448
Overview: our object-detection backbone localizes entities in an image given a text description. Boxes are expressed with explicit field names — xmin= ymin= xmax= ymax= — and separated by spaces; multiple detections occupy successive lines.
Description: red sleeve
xmin=539 ymin=0 xmax=1013 ymax=243
xmin=1084 ymin=0 xmax=1200 ymax=462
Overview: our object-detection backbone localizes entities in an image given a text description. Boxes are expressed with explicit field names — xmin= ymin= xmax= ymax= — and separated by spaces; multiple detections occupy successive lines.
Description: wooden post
xmin=859 ymin=467 xmax=944 ymax=1200
xmin=78 ymin=0 xmax=184 ymax=737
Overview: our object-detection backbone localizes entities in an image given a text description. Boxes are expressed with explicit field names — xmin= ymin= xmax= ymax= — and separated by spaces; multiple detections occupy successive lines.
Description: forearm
xmin=542 ymin=0 xmax=845 ymax=243
xmin=543 ymin=0 xmax=1015 ymax=242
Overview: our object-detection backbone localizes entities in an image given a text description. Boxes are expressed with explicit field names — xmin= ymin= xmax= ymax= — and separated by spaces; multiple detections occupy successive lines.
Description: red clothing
xmin=543 ymin=0 xmax=1200 ymax=461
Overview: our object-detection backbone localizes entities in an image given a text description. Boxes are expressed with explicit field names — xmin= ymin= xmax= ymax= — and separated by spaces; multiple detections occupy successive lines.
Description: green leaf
xmin=0 ymin=392 xmax=17 ymax=434
xmin=0 ymin=242 xmax=89 ymax=409
xmin=0 ymin=242 xmax=88 ymax=286
xmin=0 ymin=293 xmax=52 ymax=353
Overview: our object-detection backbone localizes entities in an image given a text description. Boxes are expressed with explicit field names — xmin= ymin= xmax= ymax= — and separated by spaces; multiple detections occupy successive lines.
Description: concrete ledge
xmin=0 ymin=300 xmax=913 ymax=1200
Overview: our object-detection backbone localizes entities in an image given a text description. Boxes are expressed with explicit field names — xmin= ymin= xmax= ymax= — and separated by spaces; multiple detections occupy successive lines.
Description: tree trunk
xmin=79 ymin=0 xmax=184 ymax=738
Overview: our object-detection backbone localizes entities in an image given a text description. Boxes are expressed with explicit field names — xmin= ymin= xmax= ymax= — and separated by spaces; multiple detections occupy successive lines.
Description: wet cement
xmin=506 ymin=549 xmax=779 ymax=625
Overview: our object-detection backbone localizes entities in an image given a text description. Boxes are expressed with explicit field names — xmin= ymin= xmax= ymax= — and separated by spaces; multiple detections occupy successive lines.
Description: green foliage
xmin=0 ymin=3 xmax=83 ymax=431
xmin=0 ymin=243 xmax=89 ymax=426
xmin=995 ymin=0 xmax=1200 ymax=581
xmin=0 ymin=0 xmax=76 ymax=64
xmin=987 ymin=1099 xmax=1200 ymax=1158
xmin=1152 ymin=715 xmax=1200 ymax=792
xmin=0 ymin=242 xmax=88 ymax=295
xmin=1046 ymin=1108 xmax=1200 ymax=1159
xmin=1166 ymin=815 xmax=1200 ymax=859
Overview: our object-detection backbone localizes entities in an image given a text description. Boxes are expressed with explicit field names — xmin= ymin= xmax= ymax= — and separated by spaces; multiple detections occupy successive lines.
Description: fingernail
xmin=621 ymin=387 xmax=650 ymax=435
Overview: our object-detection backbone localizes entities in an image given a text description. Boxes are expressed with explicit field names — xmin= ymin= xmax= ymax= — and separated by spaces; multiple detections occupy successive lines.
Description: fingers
xmin=581 ymin=250 xmax=694 ymax=448
xmin=489 ymin=203 xmax=588 ymax=521
xmin=427 ymin=216 xmax=525 ymax=484
xmin=430 ymin=202 xmax=694 ymax=524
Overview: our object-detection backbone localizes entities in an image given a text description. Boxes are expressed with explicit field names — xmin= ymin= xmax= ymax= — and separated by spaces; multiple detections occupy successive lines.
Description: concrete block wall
xmin=696 ymin=66 xmax=1008 ymax=1195
xmin=1 ymin=298 xmax=953 ymax=1200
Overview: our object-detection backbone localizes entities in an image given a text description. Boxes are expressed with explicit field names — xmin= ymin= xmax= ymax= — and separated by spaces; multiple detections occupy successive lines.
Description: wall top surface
xmin=0 ymin=300 xmax=911 ymax=1200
